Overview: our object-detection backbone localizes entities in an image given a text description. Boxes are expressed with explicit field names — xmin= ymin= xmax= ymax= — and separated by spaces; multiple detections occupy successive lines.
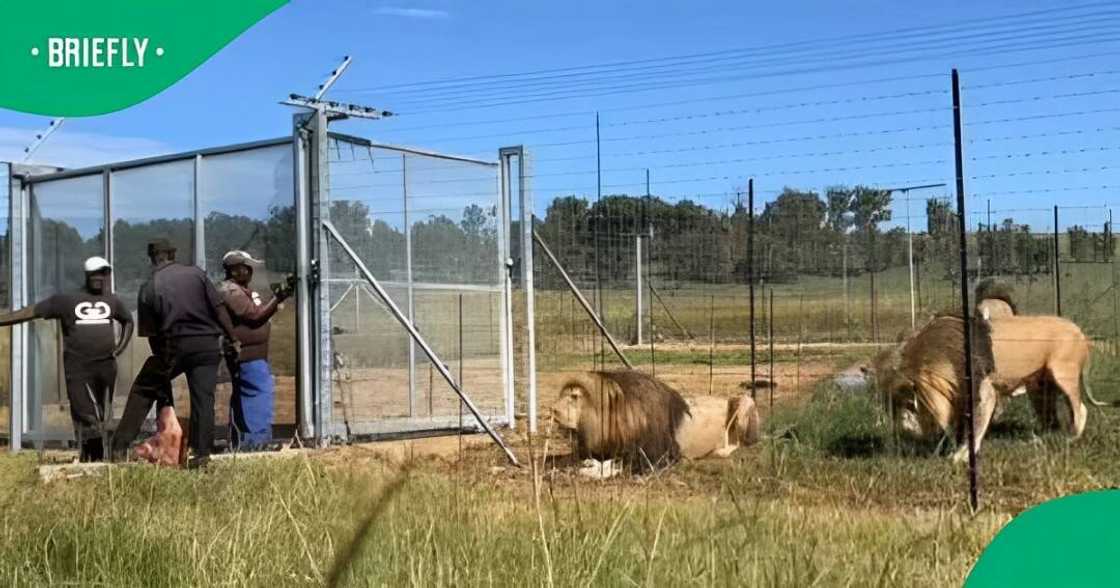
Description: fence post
xmin=748 ymin=178 xmax=757 ymax=400
xmin=952 ymin=68 xmax=980 ymax=512
xmin=1054 ymin=205 xmax=1062 ymax=316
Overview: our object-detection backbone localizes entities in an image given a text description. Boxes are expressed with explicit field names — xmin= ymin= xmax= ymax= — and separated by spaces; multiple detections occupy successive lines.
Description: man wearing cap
xmin=0 ymin=256 xmax=133 ymax=461
xmin=219 ymin=250 xmax=294 ymax=450
xmin=112 ymin=238 xmax=240 ymax=468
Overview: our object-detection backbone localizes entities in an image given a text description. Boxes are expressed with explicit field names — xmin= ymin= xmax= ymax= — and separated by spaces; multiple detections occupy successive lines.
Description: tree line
xmin=533 ymin=186 xmax=1109 ymax=289
xmin=11 ymin=188 xmax=1111 ymax=306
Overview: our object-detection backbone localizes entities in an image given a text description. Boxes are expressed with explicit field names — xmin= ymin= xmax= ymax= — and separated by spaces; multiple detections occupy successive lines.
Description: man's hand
xmin=222 ymin=338 xmax=241 ymax=364
xmin=271 ymin=274 xmax=298 ymax=302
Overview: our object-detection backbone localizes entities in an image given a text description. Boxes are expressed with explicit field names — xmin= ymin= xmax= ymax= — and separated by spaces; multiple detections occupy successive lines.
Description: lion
xmin=975 ymin=278 xmax=1017 ymax=320
xmin=549 ymin=370 xmax=761 ymax=479
xmin=873 ymin=312 xmax=1108 ymax=462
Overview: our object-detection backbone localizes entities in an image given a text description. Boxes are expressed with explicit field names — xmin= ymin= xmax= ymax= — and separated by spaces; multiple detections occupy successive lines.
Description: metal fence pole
xmin=952 ymin=68 xmax=980 ymax=512
xmin=1054 ymin=205 xmax=1062 ymax=316
xmin=403 ymin=154 xmax=418 ymax=418
xmin=748 ymin=178 xmax=756 ymax=399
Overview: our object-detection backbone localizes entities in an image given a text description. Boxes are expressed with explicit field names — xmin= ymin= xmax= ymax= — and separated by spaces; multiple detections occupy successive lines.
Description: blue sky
xmin=3 ymin=0 xmax=1119 ymax=233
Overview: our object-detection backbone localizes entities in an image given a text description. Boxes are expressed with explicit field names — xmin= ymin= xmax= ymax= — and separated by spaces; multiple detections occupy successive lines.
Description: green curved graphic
xmin=0 ymin=0 xmax=288 ymax=116
xmin=966 ymin=489 xmax=1120 ymax=587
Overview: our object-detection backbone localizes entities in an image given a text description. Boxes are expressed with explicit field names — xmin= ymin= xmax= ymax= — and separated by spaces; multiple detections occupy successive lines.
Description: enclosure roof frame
xmin=327 ymin=131 xmax=498 ymax=167
xmin=15 ymin=137 xmax=294 ymax=184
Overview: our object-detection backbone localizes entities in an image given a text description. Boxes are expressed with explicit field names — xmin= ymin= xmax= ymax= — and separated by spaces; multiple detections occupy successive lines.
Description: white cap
xmin=221 ymin=250 xmax=264 ymax=268
xmin=83 ymin=256 xmax=112 ymax=273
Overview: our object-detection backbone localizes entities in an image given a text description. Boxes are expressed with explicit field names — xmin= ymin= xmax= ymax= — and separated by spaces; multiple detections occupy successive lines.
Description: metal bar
xmin=532 ymin=226 xmax=634 ymax=370
xmin=635 ymin=234 xmax=643 ymax=346
xmin=748 ymin=179 xmax=756 ymax=400
xmin=952 ymin=68 xmax=980 ymax=512
xmin=22 ymin=137 xmax=293 ymax=183
xmin=326 ymin=415 xmax=512 ymax=439
xmin=102 ymin=170 xmax=113 ymax=290
xmin=4 ymin=165 xmax=21 ymax=452
xmin=293 ymin=116 xmax=315 ymax=440
xmin=906 ymin=190 xmax=915 ymax=330
xmin=404 ymin=154 xmax=417 ymax=419
xmin=322 ymin=220 xmax=521 ymax=467
xmin=594 ymin=113 xmax=604 ymax=371
xmin=1054 ymin=205 xmax=1062 ymax=316
xmin=193 ymin=154 xmax=205 ymax=269
xmin=313 ymin=111 xmax=333 ymax=444
xmin=327 ymin=132 xmax=498 ymax=167
xmin=517 ymin=150 xmax=537 ymax=434
xmin=328 ymin=283 xmax=356 ymax=313
xmin=323 ymin=279 xmax=502 ymax=293
xmin=313 ymin=56 xmax=351 ymax=100
xmin=647 ymin=281 xmax=693 ymax=339
xmin=496 ymin=149 xmax=514 ymax=430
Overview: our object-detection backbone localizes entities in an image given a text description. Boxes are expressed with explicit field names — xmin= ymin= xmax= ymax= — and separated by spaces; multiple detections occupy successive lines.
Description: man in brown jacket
xmin=219 ymin=250 xmax=293 ymax=449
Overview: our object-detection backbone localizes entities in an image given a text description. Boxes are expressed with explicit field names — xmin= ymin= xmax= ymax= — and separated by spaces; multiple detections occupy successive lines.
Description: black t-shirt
xmin=35 ymin=291 xmax=132 ymax=363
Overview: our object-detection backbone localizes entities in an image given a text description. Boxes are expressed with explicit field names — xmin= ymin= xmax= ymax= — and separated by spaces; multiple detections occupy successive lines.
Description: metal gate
xmin=299 ymin=125 xmax=516 ymax=441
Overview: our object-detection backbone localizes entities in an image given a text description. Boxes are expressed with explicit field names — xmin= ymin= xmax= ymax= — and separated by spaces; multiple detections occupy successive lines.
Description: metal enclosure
xmin=3 ymin=127 xmax=527 ymax=450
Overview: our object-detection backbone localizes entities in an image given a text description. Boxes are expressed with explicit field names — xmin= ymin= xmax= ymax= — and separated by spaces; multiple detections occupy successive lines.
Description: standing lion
xmin=974 ymin=278 xmax=1017 ymax=320
xmin=873 ymin=312 xmax=1107 ymax=462
xmin=549 ymin=370 xmax=761 ymax=479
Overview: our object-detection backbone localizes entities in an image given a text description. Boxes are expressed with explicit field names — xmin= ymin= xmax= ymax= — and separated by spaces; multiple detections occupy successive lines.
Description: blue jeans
xmin=230 ymin=359 xmax=274 ymax=450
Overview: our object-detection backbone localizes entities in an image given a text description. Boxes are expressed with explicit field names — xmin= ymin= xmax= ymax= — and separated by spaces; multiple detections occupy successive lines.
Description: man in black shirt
xmin=112 ymin=238 xmax=240 ymax=468
xmin=0 ymin=256 xmax=133 ymax=461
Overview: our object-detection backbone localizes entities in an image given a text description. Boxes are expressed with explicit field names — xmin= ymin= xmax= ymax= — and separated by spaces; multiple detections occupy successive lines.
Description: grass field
xmin=3 ymin=260 xmax=1120 ymax=585
xmin=3 ymin=341 xmax=1120 ymax=586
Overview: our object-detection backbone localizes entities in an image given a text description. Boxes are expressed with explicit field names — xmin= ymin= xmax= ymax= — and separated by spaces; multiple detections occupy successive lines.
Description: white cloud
xmin=373 ymin=6 xmax=450 ymax=19
xmin=0 ymin=126 xmax=175 ymax=169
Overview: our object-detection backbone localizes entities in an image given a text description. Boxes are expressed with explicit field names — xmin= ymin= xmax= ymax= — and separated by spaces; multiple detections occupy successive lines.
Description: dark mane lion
xmin=553 ymin=370 xmax=691 ymax=472
xmin=974 ymin=278 xmax=1018 ymax=314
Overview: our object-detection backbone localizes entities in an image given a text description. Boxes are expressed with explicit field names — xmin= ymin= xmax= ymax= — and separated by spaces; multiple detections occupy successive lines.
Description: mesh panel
xmin=327 ymin=138 xmax=505 ymax=430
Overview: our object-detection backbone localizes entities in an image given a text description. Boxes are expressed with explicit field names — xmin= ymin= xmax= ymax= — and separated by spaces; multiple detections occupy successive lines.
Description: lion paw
xmin=950 ymin=447 xmax=973 ymax=464
xmin=712 ymin=445 xmax=739 ymax=459
xmin=577 ymin=459 xmax=622 ymax=480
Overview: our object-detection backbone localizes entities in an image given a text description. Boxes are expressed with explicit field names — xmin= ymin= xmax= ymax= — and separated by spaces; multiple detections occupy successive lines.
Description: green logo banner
xmin=966 ymin=489 xmax=1120 ymax=587
xmin=0 ymin=0 xmax=288 ymax=116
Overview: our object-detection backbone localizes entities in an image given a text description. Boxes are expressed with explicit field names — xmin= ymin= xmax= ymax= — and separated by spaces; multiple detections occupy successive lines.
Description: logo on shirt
xmin=252 ymin=291 xmax=262 ymax=306
xmin=75 ymin=301 xmax=111 ymax=325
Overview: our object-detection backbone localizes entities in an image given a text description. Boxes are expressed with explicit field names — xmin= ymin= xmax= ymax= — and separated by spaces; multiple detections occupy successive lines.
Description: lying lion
xmin=549 ymin=370 xmax=761 ymax=479
xmin=874 ymin=313 xmax=1108 ymax=462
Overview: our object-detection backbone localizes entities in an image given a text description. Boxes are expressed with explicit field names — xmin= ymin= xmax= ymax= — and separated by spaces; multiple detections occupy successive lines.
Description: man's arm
xmin=224 ymin=286 xmax=283 ymax=329
xmin=0 ymin=294 xmax=59 ymax=327
xmin=111 ymin=297 xmax=134 ymax=357
xmin=0 ymin=305 xmax=42 ymax=327
xmin=201 ymin=274 xmax=238 ymax=342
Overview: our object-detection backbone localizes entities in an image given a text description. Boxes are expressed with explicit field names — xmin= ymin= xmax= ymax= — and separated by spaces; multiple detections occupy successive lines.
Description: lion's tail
xmin=727 ymin=395 xmax=762 ymax=446
xmin=1080 ymin=352 xmax=1120 ymax=407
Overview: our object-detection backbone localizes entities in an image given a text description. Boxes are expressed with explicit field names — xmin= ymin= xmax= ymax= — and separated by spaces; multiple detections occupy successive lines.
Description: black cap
xmin=147 ymin=238 xmax=177 ymax=256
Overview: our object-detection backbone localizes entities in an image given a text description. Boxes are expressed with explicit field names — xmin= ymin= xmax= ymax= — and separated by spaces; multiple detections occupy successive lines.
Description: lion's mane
xmin=974 ymin=278 xmax=1018 ymax=314
xmin=560 ymin=370 xmax=691 ymax=470
xmin=888 ymin=314 xmax=995 ymax=435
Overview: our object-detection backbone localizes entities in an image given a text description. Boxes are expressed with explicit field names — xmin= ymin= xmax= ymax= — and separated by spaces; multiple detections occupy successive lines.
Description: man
xmin=0 ymin=256 xmax=132 ymax=461
xmin=218 ymin=250 xmax=294 ymax=450
xmin=112 ymin=238 xmax=240 ymax=468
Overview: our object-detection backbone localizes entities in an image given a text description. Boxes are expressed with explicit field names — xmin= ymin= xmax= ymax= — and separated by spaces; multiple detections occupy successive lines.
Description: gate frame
xmin=299 ymin=116 xmax=522 ymax=445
